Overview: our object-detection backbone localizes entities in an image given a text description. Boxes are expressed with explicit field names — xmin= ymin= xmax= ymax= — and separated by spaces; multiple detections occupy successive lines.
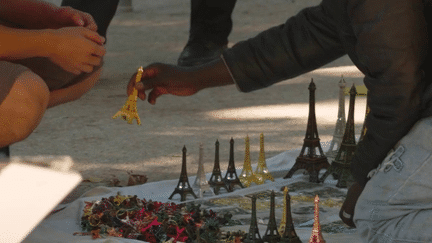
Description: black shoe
xmin=177 ymin=41 xmax=227 ymax=67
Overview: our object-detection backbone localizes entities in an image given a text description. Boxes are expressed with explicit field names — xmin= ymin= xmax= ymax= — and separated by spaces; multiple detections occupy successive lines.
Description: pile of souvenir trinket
xmin=75 ymin=192 xmax=241 ymax=242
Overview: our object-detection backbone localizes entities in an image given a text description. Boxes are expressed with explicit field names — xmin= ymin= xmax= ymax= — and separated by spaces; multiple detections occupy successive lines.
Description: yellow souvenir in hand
xmin=112 ymin=66 xmax=143 ymax=125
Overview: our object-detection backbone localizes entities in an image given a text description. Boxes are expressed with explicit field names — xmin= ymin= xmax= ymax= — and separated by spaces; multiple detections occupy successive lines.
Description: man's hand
xmin=47 ymin=27 xmax=106 ymax=75
xmin=127 ymin=64 xmax=203 ymax=105
xmin=52 ymin=6 xmax=98 ymax=31
xmin=339 ymin=182 xmax=365 ymax=228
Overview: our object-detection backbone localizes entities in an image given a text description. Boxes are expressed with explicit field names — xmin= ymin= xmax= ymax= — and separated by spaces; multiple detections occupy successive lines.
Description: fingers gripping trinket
xmin=113 ymin=66 xmax=143 ymax=125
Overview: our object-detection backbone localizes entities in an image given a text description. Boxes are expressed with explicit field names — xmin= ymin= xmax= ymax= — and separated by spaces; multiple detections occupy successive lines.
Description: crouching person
xmin=0 ymin=0 xmax=105 ymax=148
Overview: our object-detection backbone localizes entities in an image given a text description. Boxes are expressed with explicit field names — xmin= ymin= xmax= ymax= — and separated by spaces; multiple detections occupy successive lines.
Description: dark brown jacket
xmin=223 ymin=0 xmax=431 ymax=186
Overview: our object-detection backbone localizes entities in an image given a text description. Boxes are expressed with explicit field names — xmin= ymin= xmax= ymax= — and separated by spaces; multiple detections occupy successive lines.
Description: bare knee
xmin=0 ymin=71 xmax=49 ymax=146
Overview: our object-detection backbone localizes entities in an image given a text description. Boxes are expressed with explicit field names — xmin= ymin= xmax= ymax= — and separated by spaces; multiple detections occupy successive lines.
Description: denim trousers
xmin=354 ymin=116 xmax=432 ymax=242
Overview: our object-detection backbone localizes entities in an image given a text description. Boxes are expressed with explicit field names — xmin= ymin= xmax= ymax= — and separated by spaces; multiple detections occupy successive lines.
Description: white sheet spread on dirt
xmin=23 ymin=144 xmax=361 ymax=243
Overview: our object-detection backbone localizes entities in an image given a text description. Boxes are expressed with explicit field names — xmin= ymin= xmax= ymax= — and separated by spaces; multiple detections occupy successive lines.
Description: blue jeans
xmin=354 ymin=117 xmax=432 ymax=242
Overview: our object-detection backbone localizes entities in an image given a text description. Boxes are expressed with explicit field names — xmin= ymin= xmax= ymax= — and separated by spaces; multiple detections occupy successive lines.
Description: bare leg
xmin=0 ymin=71 xmax=49 ymax=147
xmin=47 ymin=67 xmax=103 ymax=108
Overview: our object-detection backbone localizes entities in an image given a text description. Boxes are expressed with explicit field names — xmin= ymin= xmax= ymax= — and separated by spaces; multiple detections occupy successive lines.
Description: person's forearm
xmin=0 ymin=25 xmax=49 ymax=60
xmin=0 ymin=0 xmax=60 ymax=29
xmin=190 ymin=58 xmax=235 ymax=90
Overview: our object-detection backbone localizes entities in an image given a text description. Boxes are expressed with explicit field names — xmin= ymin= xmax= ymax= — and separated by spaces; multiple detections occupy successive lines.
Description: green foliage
xmin=80 ymin=220 xmax=92 ymax=232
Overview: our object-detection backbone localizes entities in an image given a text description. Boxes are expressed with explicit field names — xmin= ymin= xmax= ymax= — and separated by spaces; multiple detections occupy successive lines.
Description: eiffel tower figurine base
xmin=283 ymin=156 xmax=329 ymax=183
xmin=195 ymin=183 xmax=215 ymax=198
xmin=224 ymin=178 xmax=244 ymax=192
xmin=209 ymin=180 xmax=231 ymax=195
xmin=319 ymin=160 xmax=353 ymax=188
xmin=262 ymin=235 xmax=281 ymax=243
xmin=168 ymin=185 xmax=197 ymax=202
xmin=243 ymin=233 xmax=264 ymax=243
xmin=279 ymin=233 xmax=302 ymax=243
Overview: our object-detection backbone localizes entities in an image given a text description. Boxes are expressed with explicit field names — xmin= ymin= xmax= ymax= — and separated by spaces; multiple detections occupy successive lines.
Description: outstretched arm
xmin=129 ymin=2 xmax=346 ymax=103
xmin=127 ymin=58 xmax=234 ymax=105
xmin=0 ymin=0 xmax=97 ymax=30
xmin=222 ymin=2 xmax=346 ymax=92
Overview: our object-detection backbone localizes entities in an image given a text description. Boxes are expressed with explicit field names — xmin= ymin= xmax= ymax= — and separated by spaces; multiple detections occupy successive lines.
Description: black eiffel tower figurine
xmin=224 ymin=138 xmax=244 ymax=191
xmin=279 ymin=187 xmax=301 ymax=243
xmin=319 ymin=84 xmax=357 ymax=188
xmin=168 ymin=146 xmax=198 ymax=201
xmin=284 ymin=79 xmax=330 ymax=183
xmin=244 ymin=195 xmax=263 ymax=243
xmin=0 ymin=146 xmax=10 ymax=160
xmin=263 ymin=190 xmax=281 ymax=243
xmin=208 ymin=140 xmax=231 ymax=194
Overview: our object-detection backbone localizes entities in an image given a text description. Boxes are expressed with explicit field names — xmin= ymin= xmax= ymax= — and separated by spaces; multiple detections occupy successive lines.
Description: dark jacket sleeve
xmin=348 ymin=0 xmax=428 ymax=186
xmin=222 ymin=3 xmax=346 ymax=92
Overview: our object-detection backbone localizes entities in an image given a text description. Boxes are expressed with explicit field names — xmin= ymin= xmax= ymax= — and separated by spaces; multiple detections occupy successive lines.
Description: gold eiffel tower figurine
xmin=254 ymin=133 xmax=274 ymax=183
xmin=239 ymin=135 xmax=262 ymax=187
xmin=279 ymin=187 xmax=302 ymax=243
xmin=309 ymin=195 xmax=325 ymax=243
xmin=278 ymin=186 xmax=288 ymax=235
xmin=112 ymin=66 xmax=143 ymax=125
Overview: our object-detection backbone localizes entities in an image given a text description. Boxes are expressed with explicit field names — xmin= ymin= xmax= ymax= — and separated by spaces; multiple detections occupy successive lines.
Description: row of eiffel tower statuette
xmin=169 ymin=77 xmax=370 ymax=202
xmin=169 ymin=133 xmax=275 ymax=202
xmin=284 ymin=78 xmax=369 ymax=188
xmin=244 ymin=188 xmax=325 ymax=243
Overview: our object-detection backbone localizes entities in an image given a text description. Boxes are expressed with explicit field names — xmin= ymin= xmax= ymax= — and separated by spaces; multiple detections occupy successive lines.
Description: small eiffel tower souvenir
xmin=168 ymin=146 xmax=198 ymax=201
xmin=240 ymin=135 xmax=262 ymax=187
xmin=255 ymin=133 xmax=274 ymax=183
xmin=308 ymin=195 xmax=325 ymax=243
xmin=263 ymin=190 xmax=281 ymax=243
xmin=244 ymin=195 xmax=263 ymax=243
xmin=327 ymin=77 xmax=346 ymax=158
xmin=193 ymin=143 xmax=214 ymax=198
xmin=112 ymin=66 xmax=143 ymax=125
xmin=279 ymin=187 xmax=301 ymax=243
xmin=224 ymin=138 xmax=244 ymax=191
xmin=284 ymin=79 xmax=330 ymax=183
xmin=319 ymin=84 xmax=357 ymax=188
xmin=208 ymin=140 xmax=231 ymax=194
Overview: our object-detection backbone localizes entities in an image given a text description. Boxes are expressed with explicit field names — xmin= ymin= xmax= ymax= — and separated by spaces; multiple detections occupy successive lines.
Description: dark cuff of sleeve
xmin=222 ymin=46 xmax=265 ymax=93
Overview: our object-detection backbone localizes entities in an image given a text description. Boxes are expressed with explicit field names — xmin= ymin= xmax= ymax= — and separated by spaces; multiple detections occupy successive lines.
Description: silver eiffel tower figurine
xmin=193 ymin=143 xmax=214 ymax=198
xmin=327 ymin=77 xmax=346 ymax=158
